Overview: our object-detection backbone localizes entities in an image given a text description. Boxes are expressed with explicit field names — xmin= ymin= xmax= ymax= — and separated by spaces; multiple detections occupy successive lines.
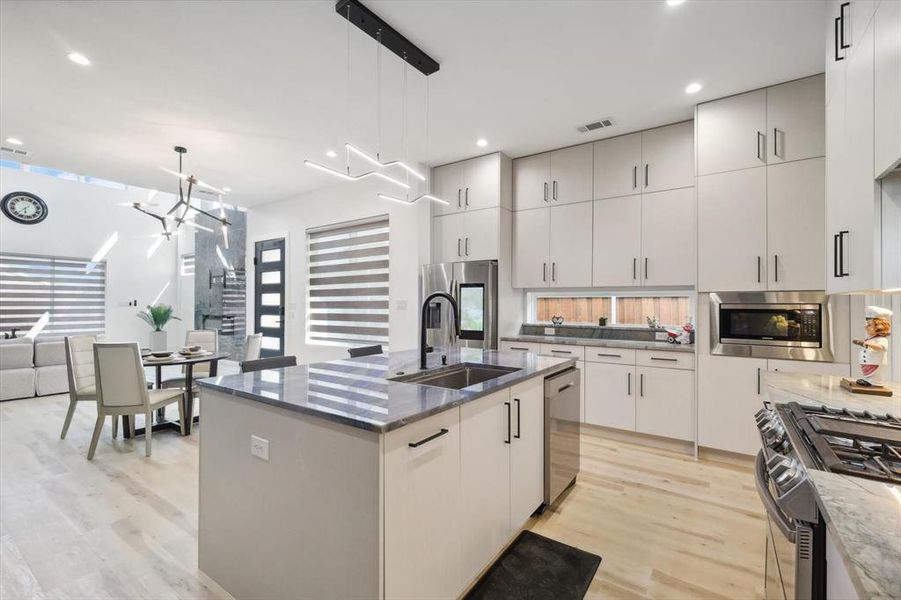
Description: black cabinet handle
xmin=774 ymin=254 xmax=779 ymax=282
xmin=757 ymin=368 xmax=761 ymax=395
xmin=558 ymin=383 xmax=573 ymax=393
xmin=839 ymin=2 xmax=850 ymax=49
xmin=633 ymin=165 xmax=637 ymax=189
xmin=644 ymin=257 xmax=649 ymax=280
xmin=550 ymin=349 xmax=572 ymax=354
xmin=644 ymin=164 xmax=649 ymax=188
xmin=596 ymin=353 xmax=622 ymax=358
xmin=504 ymin=402 xmax=511 ymax=444
xmin=650 ymin=357 xmax=678 ymax=362
xmin=543 ymin=182 xmax=548 ymax=202
xmin=833 ymin=233 xmax=841 ymax=277
xmin=627 ymin=372 xmax=631 ymax=396
xmin=839 ymin=231 xmax=849 ymax=276
xmin=756 ymin=131 xmax=764 ymax=161
xmin=514 ymin=398 xmax=521 ymax=439
xmin=640 ymin=373 xmax=644 ymax=397
xmin=834 ymin=17 xmax=844 ymax=61
xmin=757 ymin=256 xmax=762 ymax=283
xmin=509 ymin=346 xmax=530 ymax=352
xmin=553 ymin=180 xmax=558 ymax=201
xmin=633 ymin=257 xmax=637 ymax=280
xmin=408 ymin=428 xmax=449 ymax=448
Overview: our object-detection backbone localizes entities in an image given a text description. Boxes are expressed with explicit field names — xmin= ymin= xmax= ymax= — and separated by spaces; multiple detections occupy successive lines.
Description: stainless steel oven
xmin=710 ymin=292 xmax=838 ymax=361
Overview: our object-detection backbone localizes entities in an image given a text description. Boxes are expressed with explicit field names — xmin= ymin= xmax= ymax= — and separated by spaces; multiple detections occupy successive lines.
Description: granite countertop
xmin=501 ymin=334 xmax=695 ymax=354
xmin=764 ymin=372 xmax=901 ymax=599
xmin=197 ymin=347 xmax=574 ymax=433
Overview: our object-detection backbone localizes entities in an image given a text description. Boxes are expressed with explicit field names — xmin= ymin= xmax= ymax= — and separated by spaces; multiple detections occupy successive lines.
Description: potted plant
xmin=137 ymin=304 xmax=181 ymax=351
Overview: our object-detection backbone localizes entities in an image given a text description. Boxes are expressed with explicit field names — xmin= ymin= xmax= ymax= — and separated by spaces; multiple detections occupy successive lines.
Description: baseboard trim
xmin=697 ymin=446 xmax=755 ymax=468
xmin=581 ymin=423 xmax=695 ymax=456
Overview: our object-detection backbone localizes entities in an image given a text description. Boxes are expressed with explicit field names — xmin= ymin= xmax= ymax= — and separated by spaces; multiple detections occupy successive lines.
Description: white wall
xmin=0 ymin=168 xmax=187 ymax=344
xmin=246 ymin=177 xmax=431 ymax=364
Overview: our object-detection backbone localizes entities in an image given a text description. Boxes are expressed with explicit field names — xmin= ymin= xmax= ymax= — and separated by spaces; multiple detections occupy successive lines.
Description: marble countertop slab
xmin=764 ymin=372 xmax=900 ymax=599
xmin=764 ymin=371 xmax=900 ymax=415
xmin=196 ymin=347 xmax=575 ymax=433
xmin=501 ymin=335 xmax=695 ymax=354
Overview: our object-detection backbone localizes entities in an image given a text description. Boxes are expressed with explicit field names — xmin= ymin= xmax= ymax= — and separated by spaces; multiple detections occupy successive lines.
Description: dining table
xmin=121 ymin=350 xmax=230 ymax=438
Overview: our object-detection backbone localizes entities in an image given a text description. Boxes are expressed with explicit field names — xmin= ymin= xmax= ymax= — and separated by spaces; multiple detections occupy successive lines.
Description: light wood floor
xmin=0 ymin=394 xmax=765 ymax=600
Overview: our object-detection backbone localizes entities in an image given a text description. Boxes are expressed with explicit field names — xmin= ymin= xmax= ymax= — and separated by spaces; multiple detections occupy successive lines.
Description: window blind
xmin=0 ymin=252 xmax=106 ymax=338
xmin=307 ymin=216 xmax=389 ymax=347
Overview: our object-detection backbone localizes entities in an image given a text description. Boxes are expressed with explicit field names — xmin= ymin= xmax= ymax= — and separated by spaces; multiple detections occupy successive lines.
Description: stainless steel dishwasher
xmin=544 ymin=367 xmax=581 ymax=506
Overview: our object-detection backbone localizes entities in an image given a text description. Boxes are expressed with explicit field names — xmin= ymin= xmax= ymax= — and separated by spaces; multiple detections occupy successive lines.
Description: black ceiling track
xmin=335 ymin=0 xmax=440 ymax=76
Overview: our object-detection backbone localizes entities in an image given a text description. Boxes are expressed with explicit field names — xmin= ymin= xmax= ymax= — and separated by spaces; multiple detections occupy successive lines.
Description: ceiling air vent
xmin=0 ymin=146 xmax=31 ymax=157
xmin=577 ymin=118 xmax=614 ymax=133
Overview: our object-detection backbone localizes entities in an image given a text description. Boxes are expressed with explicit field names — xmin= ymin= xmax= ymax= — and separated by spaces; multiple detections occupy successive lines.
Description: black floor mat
xmin=464 ymin=530 xmax=602 ymax=600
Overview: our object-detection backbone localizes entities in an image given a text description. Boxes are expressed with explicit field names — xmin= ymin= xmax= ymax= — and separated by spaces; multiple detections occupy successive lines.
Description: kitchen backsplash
xmin=520 ymin=323 xmax=669 ymax=342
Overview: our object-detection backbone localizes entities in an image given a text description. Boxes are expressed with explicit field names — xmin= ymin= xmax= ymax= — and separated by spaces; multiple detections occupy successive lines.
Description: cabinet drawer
xmin=499 ymin=341 xmax=541 ymax=354
xmin=637 ymin=350 xmax=695 ymax=370
xmin=584 ymin=347 xmax=637 ymax=365
xmin=539 ymin=344 xmax=584 ymax=361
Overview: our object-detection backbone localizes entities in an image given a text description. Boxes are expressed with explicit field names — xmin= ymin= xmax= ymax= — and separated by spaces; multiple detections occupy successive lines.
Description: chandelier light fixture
xmin=303 ymin=0 xmax=445 ymax=205
xmin=123 ymin=146 xmax=231 ymax=240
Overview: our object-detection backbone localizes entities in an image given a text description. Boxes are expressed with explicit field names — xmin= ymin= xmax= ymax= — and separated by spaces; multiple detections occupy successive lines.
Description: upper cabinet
xmin=640 ymin=121 xmax=695 ymax=193
xmin=697 ymin=76 xmax=825 ymax=177
xmin=697 ymin=89 xmax=767 ymax=176
xmin=433 ymin=153 xmax=504 ymax=215
xmin=825 ymin=0 xmax=901 ymax=293
xmin=512 ymin=144 xmax=592 ymax=211
xmin=593 ymin=123 xmax=693 ymax=200
xmin=593 ymin=133 xmax=642 ymax=200
xmin=512 ymin=204 xmax=592 ymax=288
xmin=766 ymin=75 xmax=826 ymax=164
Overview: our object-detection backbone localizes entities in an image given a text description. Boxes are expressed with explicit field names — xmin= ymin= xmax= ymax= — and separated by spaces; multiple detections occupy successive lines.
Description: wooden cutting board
xmin=840 ymin=378 xmax=894 ymax=397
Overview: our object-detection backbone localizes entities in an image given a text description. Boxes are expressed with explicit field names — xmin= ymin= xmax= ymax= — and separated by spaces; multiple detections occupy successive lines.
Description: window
xmin=306 ymin=215 xmax=389 ymax=347
xmin=530 ymin=292 xmax=692 ymax=328
xmin=0 ymin=252 xmax=106 ymax=338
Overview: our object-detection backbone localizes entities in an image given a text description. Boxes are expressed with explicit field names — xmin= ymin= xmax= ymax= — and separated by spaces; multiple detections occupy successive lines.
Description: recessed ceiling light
xmin=326 ymin=150 xmax=337 ymax=158
xmin=685 ymin=82 xmax=703 ymax=94
xmin=67 ymin=52 xmax=91 ymax=66
xmin=222 ymin=187 xmax=231 ymax=193
xmin=666 ymin=0 xmax=686 ymax=6
xmin=5 ymin=137 xmax=23 ymax=146
xmin=476 ymin=138 xmax=488 ymax=148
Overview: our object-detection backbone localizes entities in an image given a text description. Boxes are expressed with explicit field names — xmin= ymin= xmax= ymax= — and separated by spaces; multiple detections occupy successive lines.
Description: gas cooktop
xmin=781 ymin=402 xmax=901 ymax=484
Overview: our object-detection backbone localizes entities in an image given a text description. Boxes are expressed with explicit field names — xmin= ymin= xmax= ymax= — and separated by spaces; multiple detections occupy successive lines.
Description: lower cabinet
xmin=384 ymin=407 xmax=462 ymax=600
xmin=698 ymin=355 xmax=768 ymax=456
xmin=509 ymin=378 xmax=545 ymax=532
xmin=636 ymin=367 xmax=693 ymax=441
xmin=584 ymin=362 xmax=635 ymax=430
xmin=767 ymin=359 xmax=851 ymax=378
xmin=433 ymin=207 xmax=500 ymax=263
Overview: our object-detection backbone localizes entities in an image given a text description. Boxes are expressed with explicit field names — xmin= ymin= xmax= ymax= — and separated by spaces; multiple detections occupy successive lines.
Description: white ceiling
xmin=0 ymin=0 xmax=826 ymax=207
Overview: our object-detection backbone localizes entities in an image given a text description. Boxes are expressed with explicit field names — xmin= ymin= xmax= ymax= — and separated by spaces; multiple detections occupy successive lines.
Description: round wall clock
xmin=1 ymin=192 xmax=48 ymax=225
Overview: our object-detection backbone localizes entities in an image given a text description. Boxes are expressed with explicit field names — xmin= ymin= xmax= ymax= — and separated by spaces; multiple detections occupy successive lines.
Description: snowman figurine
xmin=852 ymin=306 xmax=892 ymax=385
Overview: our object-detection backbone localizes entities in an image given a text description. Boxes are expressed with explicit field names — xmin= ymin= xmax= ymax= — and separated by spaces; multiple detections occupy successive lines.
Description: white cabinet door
xmin=593 ymin=133 xmax=642 ymax=200
xmin=433 ymin=161 xmax=465 ymax=215
xmin=825 ymin=87 xmax=848 ymax=293
xmin=874 ymin=0 xmax=901 ymax=177
xmin=636 ymin=367 xmax=694 ymax=441
xmin=698 ymin=167 xmax=768 ymax=291
xmin=767 ymin=158 xmax=826 ymax=291
xmin=433 ymin=213 xmax=465 ymax=264
xmin=550 ymin=144 xmax=593 ymax=205
xmin=766 ymin=75 xmax=826 ymax=164
xmin=384 ymin=408 xmax=461 ymax=600
xmin=509 ymin=378 xmax=544 ymax=529
xmin=697 ymin=89 xmax=767 ymax=175
xmin=698 ymin=355 xmax=767 ymax=455
xmin=767 ymin=359 xmax=851 ymax=378
xmin=512 ymin=208 xmax=550 ymax=288
xmin=641 ymin=187 xmax=696 ymax=287
xmin=465 ymin=154 xmax=501 ymax=211
xmin=592 ymin=196 xmax=641 ymax=287
xmin=837 ymin=21 xmax=880 ymax=293
xmin=462 ymin=208 xmax=499 ymax=262
xmin=513 ymin=153 xmax=551 ymax=211
xmin=460 ymin=390 xmax=512 ymax=586
xmin=641 ymin=121 xmax=695 ymax=193
xmin=584 ymin=362 xmax=635 ymax=431
xmin=549 ymin=202 xmax=593 ymax=287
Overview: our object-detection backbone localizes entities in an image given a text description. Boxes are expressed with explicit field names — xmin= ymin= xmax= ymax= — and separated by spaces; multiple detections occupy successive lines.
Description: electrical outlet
xmin=655 ymin=332 xmax=668 ymax=341
xmin=250 ymin=435 xmax=269 ymax=461
xmin=544 ymin=327 xmax=556 ymax=335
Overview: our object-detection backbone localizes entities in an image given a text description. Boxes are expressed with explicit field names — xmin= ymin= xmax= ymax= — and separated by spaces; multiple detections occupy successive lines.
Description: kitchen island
xmin=763 ymin=372 xmax=900 ymax=600
xmin=196 ymin=347 xmax=576 ymax=600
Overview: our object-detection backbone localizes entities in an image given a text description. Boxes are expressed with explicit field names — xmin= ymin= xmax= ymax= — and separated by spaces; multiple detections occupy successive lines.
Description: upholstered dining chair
xmin=89 ymin=342 xmax=186 ymax=460
xmin=243 ymin=333 xmax=263 ymax=362
xmin=62 ymin=335 xmax=97 ymax=439
xmin=161 ymin=329 xmax=219 ymax=391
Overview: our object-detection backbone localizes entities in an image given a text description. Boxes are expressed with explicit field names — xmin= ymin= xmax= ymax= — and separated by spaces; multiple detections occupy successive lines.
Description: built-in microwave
xmin=710 ymin=292 xmax=836 ymax=361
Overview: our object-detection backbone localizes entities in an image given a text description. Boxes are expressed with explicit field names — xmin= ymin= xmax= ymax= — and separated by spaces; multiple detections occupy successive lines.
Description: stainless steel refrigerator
xmin=422 ymin=260 xmax=498 ymax=350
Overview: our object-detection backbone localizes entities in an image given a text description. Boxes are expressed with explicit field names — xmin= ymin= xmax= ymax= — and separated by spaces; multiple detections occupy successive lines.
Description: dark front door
xmin=253 ymin=238 xmax=286 ymax=358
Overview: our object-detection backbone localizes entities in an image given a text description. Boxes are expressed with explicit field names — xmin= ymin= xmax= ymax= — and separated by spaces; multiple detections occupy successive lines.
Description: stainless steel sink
xmin=390 ymin=363 xmax=521 ymax=390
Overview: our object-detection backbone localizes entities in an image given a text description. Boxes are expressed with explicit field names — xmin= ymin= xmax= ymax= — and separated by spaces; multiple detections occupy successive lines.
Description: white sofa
xmin=0 ymin=338 xmax=69 ymax=401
